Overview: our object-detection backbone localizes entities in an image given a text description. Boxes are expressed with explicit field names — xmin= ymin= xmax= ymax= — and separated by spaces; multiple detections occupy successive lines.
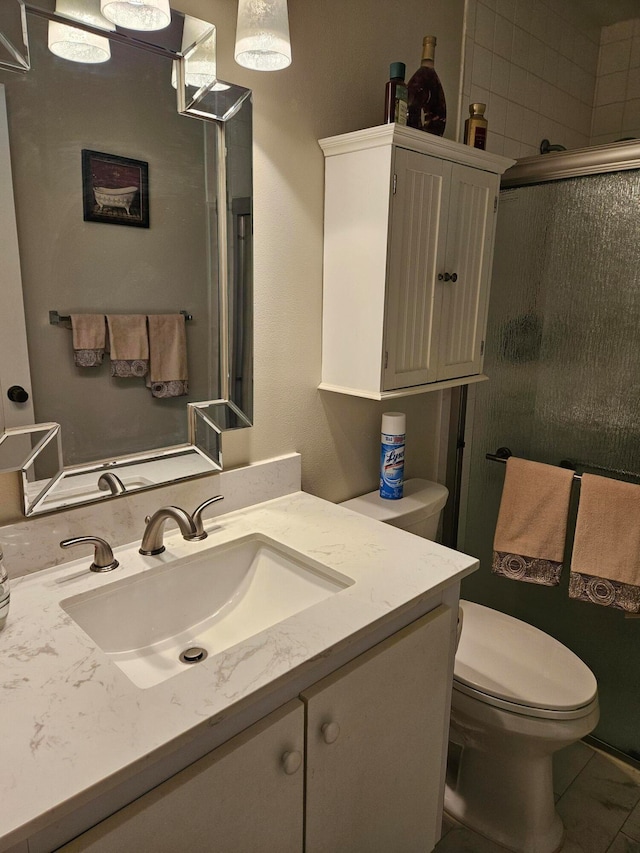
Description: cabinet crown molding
xmin=319 ymin=124 xmax=515 ymax=175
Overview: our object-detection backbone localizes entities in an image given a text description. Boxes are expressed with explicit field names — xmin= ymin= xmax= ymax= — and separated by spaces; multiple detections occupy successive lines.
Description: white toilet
xmin=341 ymin=479 xmax=600 ymax=853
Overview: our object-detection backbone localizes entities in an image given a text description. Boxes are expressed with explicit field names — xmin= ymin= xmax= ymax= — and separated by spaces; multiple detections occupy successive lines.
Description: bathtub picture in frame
xmin=81 ymin=149 xmax=149 ymax=228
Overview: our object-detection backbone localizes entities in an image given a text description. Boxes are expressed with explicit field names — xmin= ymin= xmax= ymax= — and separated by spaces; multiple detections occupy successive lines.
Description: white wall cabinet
xmin=319 ymin=124 xmax=514 ymax=399
xmin=55 ymin=606 xmax=454 ymax=853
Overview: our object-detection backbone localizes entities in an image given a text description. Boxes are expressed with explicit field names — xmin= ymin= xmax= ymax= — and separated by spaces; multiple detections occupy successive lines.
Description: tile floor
xmin=436 ymin=741 xmax=640 ymax=853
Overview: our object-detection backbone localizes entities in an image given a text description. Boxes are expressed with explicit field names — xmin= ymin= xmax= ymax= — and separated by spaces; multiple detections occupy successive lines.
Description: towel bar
xmin=486 ymin=447 xmax=640 ymax=483
xmin=49 ymin=310 xmax=193 ymax=326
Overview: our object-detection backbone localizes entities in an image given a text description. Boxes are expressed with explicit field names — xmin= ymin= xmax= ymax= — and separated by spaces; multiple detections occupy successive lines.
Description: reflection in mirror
xmin=0 ymin=1 xmax=29 ymax=72
xmin=0 ymin=1 xmax=253 ymax=516
xmin=27 ymin=445 xmax=216 ymax=513
xmin=0 ymin=423 xmax=64 ymax=514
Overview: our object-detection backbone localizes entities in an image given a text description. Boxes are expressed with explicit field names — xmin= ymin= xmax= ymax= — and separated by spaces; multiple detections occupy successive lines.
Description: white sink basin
xmin=60 ymin=534 xmax=353 ymax=689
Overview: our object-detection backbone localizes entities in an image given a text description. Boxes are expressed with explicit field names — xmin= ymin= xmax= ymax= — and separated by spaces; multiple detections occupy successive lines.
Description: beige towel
xmin=569 ymin=474 xmax=640 ymax=612
xmin=147 ymin=314 xmax=188 ymax=398
xmin=70 ymin=314 xmax=106 ymax=367
xmin=106 ymin=315 xmax=149 ymax=378
xmin=493 ymin=457 xmax=574 ymax=586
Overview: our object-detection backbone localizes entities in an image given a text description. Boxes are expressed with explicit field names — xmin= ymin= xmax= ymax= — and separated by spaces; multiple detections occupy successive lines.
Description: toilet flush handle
xmin=321 ymin=721 xmax=340 ymax=744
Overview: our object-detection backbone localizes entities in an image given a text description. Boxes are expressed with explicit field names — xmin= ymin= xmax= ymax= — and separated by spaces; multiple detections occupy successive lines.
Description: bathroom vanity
xmin=0 ymin=477 xmax=477 ymax=853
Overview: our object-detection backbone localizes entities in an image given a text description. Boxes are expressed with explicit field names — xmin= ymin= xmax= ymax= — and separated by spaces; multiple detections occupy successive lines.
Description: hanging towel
xmin=106 ymin=315 xmax=149 ymax=378
xmin=147 ymin=314 xmax=188 ymax=398
xmin=492 ymin=457 xmax=574 ymax=586
xmin=70 ymin=314 xmax=106 ymax=367
xmin=569 ymin=474 xmax=640 ymax=613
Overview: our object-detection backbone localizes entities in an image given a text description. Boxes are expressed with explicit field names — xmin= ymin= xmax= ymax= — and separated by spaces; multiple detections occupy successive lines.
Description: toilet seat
xmin=454 ymin=600 xmax=598 ymax=721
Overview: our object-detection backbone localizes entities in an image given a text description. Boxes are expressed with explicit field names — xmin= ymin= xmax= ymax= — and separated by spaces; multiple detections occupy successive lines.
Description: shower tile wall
xmin=461 ymin=0 xmax=600 ymax=157
xmin=591 ymin=19 xmax=640 ymax=146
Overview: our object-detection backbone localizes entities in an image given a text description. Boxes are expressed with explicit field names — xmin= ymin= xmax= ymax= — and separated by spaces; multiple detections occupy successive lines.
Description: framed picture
xmin=81 ymin=149 xmax=149 ymax=228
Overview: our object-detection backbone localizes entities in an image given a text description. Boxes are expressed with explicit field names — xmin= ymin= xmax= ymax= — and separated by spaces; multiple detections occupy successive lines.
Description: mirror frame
xmin=0 ymin=0 xmax=253 ymax=516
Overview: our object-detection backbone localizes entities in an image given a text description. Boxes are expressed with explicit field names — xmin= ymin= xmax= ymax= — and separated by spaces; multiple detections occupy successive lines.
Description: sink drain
xmin=179 ymin=646 xmax=208 ymax=664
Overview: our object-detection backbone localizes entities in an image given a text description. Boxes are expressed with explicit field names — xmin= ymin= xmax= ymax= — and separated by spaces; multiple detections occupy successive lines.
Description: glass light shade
xmin=234 ymin=0 xmax=291 ymax=71
xmin=48 ymin=0 xmax=115 ymax=64
xmin=100 ymin=0 xmax=171 ymax=31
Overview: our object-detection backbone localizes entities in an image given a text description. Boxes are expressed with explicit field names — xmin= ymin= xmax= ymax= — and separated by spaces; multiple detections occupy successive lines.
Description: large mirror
xmin=0 ymin=0 xmax=253 ymax=515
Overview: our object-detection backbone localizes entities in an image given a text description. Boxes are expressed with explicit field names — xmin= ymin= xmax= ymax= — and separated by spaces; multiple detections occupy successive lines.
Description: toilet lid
xmin=454 ymin=601 xmax=598 ymax=712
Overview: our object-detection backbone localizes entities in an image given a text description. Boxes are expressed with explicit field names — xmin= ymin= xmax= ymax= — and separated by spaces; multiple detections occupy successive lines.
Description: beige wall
xmin=0 ymin=0 xmax=465 ymax=524
xmin=180 ymin=0 xmax=466 ymax=503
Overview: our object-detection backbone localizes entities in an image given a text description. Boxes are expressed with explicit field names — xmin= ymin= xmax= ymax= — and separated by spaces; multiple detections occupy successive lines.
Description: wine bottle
xmin=407 ymin=36 xmax=446 ymax=136
xmin=464 ymin=103 xmax=488 ymax=149
xmin=384 ymin=62 xmax=408 ymax=126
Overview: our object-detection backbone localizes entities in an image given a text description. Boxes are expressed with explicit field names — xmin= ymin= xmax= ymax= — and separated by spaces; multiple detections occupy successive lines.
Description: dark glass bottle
xmin=407 ymin=36 xmax=446 ymax=136
xmin=384 ymin=62 xmax=408 ymax=125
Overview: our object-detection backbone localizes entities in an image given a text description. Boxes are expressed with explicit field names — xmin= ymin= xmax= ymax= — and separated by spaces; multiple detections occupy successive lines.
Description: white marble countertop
xmin=0 ymin=490 xmax=477 ymax=851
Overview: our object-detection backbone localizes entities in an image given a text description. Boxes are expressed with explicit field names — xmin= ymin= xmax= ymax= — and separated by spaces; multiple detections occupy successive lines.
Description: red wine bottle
xmin=407 ymin=36 xmax=446 ymax=136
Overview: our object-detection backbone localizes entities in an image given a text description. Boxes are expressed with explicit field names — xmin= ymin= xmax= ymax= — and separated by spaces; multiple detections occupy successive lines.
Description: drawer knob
xmin=438 ymin=272 xmax=458 ymax=282
xmin=282 ymin=750 xmax=302 ymax=775
xmin=321 ymin=721 xmax=340 ymax=744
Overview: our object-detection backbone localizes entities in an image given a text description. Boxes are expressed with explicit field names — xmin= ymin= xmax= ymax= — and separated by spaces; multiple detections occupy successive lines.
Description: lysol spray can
xmin=380 ymin=412 xmax=405 ymax=500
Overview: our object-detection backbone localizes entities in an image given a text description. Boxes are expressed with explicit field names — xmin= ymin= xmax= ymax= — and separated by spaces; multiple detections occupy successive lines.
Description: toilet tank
xmin=339 ymin=479 xmax=449 ymax=541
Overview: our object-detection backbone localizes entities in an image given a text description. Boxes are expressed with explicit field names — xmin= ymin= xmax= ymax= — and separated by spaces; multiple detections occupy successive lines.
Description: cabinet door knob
xmin=438 ymin=273 xmax=458 ymax=283
xmin=281 ymin=750 xmax=302 ymax=775
xmin=321 ymin=721 xmax=340 ymax=744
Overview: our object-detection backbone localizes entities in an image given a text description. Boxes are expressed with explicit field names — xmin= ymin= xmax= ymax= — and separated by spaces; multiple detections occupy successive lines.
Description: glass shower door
xmin=459 ymin=169 xmax=640 ymax=760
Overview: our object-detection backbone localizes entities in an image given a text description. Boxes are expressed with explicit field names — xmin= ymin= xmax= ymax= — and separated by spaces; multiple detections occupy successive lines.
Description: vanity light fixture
xmin=171 ymin=17 xmax=229 ymax=92
xmin=48 ymin=0 xmax=115 ymax=64
xmin=100 ymin=0 xmax=171 ymax=32
xmin=234 ymin=0 xmax=292 ymax=71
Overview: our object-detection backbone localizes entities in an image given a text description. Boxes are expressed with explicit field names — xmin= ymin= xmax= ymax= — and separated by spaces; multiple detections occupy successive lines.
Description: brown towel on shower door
xmin=569 ymin=473 xmax=640 ymax=612
xmin=492 ymin=457 xmax=574 ymax=586
xmin=70 ymin=314 xmax=106 ymax=367
xmin=106 ymin=314 xmax=149 ymax=378
xmin=147 ymin=314 xmax=188 ymax=398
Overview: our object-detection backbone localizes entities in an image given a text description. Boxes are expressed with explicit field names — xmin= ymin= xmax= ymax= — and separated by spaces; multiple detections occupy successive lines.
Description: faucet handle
xmin=192 ymin=495 xmax=224 ymax=538
xmin=60 ymin=536 xmax=119 ymax=573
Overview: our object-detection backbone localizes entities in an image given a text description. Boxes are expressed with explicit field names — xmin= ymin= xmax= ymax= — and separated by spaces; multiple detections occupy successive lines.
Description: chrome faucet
xmin=139 ymin=496 xmax=224 ymax=556
xmin=139 ymin=507 xmax=202 ymax=556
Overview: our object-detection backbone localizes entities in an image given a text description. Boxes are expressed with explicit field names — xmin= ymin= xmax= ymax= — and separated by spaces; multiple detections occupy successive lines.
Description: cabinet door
xmin=302 ymin=606 xmax=454 ymax=853
xmin=383 ymin=149 xmax=450 ymax=391
xmin=57 ymin=700 xmax=304 ymax=853
xmin=437 ymin=163 xmax=498 ymax=381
